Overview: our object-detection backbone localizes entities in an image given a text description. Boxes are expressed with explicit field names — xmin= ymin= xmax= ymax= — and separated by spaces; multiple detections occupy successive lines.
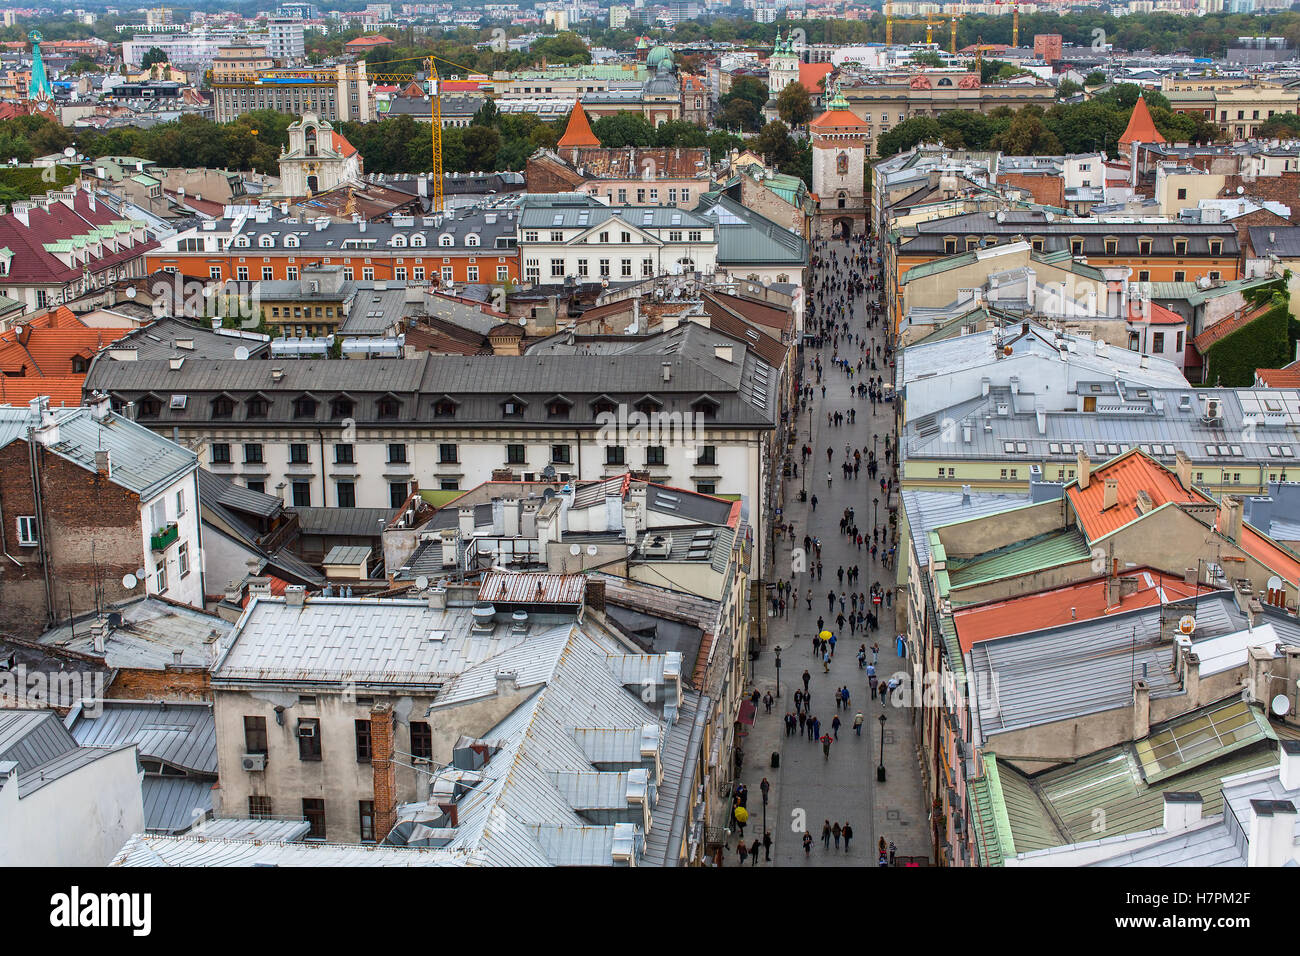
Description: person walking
xmin=803 ymin=832 xmax=813 ymax=856
xmin=812 ymin=716 xmax=821 ymax=741
xmin=810 ymin=494 xmax=818 ymax=512
xmin=889 ymin=841 xmax=897 ymax=865
xmin=802 ymin=670 xmax=811 ymax=693
xmin=841 ymin=686 xmax=850 ymax=710
xmin=823 ymin=650 xmax=831 ymax=673
xmin=878 ymin=837 xmax=888 ymax=867
xmin=763 ymin=830 xmax=772 ymax=861
xmin=853 ymin=711 xmax=864 ymax=736
xmin=738 ymin=841 xmax=748 ymax=865
xmin=834 ymin=687 xmax=843 ymax=711
xmin=869 ymin=673 xmax=878 ymax=699
xmin=832 ymin=822 xmax=842 ymax=849
xmin=831 ymin=714 xmax=841 ymax=739
xmin=822 ymin=821 xmax=832 ymax=849
xmin=843 ymin=822 xmax=853 ymax=853
xmin=798 ymin=710 xmax=806 ymax=734
xmin=821 ymin=733 xmax=833 ymax=760
xmin=751 ymin=837 xmax=761 ymax=866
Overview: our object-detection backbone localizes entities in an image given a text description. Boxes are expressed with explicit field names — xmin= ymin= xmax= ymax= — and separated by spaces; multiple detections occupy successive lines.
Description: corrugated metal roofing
xmin=143 ymin=776 xmax=214 ymax=834
xmin=0 ymin=709 xmax=76 ymax=771
xmin=68 ymin=700 xmax=216 ymax=774
xmin=112 ymin=834 xmax=460 ymax=866
xmin=477 ymin=572 xmax=586 ymax=605
xmin=945 ymin=528 xmax=1091 ymax=591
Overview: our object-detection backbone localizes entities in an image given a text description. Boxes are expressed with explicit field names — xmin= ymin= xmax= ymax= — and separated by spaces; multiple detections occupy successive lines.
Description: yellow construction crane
xmin=884 ymin=3 xmax=958 ymax=54
xmin=994 ymin=0 xmax=1020 ymax=48
xmin=252 ymin=51 xmax=475 ymax=212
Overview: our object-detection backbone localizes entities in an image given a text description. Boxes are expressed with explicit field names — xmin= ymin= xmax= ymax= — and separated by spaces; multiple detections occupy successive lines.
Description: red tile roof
xmin=810 ymin=108 xmax=868 ymax=131
xmin=1256 ymin=367 xmax=1300 ymax=388
xmin=1119 ymin=95 xmax=1166 ymax=150
xmin=344 ymin=35 xmax=394 ymax=48
xmin=558 ymin=102 xmax=601 ymax=148
xmin=953 ymin=570 xmax=1202 ymax=652
xmin=1193 ymin=302 xmax=1271 ymax=353
xmin=0 ymin=307 xmax=129 ymax=400
xmin=1130 ymin=300 xmax=1184 ymax=325
xmin=330 ymin=130 xmax=358 ymax=159
xmin=1067 ymin=448 xmax=1201 ymax=541
xmin=799 ymin=62 xmax=833 ymax=93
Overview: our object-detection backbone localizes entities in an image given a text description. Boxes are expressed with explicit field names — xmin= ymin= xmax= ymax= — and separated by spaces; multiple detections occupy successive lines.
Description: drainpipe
xmin=27 ymin=436 xmax=55 ymax=628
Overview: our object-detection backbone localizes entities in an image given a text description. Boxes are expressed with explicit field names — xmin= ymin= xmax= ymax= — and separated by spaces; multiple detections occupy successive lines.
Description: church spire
xmin=27 ymin=32 xmax=51 ymax=102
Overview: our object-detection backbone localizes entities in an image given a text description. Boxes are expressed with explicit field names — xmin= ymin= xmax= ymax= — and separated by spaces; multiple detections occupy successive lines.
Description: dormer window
xmin=1070 ymin=237 xmax=1084 ymax=256
xmin=1104 ymin=238 xmax=1118 ymax=255
xmin=692 ymin=395 xmax=720 ymax=420
xmin=376 ymin=396 xmax=400 ymax=419
xmin=1209 ymin=239 xmax=1222 ymax=256
xmin=331 ymin=397 xmax=354 ymax=419
xmin=1173 ymin=238 xmax=1187 ymax=256
xmin=635 ymin=395 xmax=662 ymax=416
xmin=465 ymin=234 xmax=480 ymax=247
xmin=439 ymin=234 xmax=454 ymax=247
xmin=246 ymin=396 xmax=270 ymax=419
xmin=258 ymin=235 xmax=274 ymax=248
xmin=943 ymin=237 xmax=957 ymax=255
xmin=211 ymin=396 xmax=234 ymax=419
xmin=547 ymin=399 xmax=571 ymax=419
xmin=502 ymin=396 xmax=527 ymax=418
xmin=293 ymin=396 xmax=317 ymax=418
xmin=234 ymin=236 xmax=250 ymax=248
xmin=591 ymin=395 xmax=618 ymax=416
xmin=137 ymin=396 xmax=162 ymax=419
xmin=391 ymin=235 xmax=407 ymax=247
xmin=285 ymin=235 xmax=299 ymax=248
xmin=411 ymin=234 xmax=426 ymax=247
xmin=433 ymin=397 xmax=458 ymax=418
xmin=1138 ymin=237 xmax=1153 ymax=256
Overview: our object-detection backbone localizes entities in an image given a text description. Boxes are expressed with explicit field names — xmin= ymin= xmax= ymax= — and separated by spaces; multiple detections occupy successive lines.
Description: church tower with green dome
xmin=28 ymin=32 xmax=52 ymax=102
xmin=765 ymin=27 xmax=801 ymax=123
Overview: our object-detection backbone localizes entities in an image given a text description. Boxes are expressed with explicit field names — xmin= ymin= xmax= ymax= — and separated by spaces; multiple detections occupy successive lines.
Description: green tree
xmin=462 ymin=125 xmax=501 ymax=172
xmin=990 ymin=110 xmax=1062 ymax=155
xmin=749 ymin=120 xmax=796 ymax=168
xmin=717 ymin=97 xmax=761 ymax=133
xmin=529 ymin=32 xmax=591 ymax=65
xmin=141 ymin=46 xmax=168 ymax=69
xmin=1084 ymin=70 xmax=1107 ymax=86
xmin=723 ymin=75 xmax=769 ymax=114
xmin=707 ymin=129 xmax=745 ymax=164
xmin=777 ymin=81 xmax=813 ymax=127
xmin=1057 ymin=78 xmax=1082 ymax=99
xmin=910 ymin=51 xmax=945 ymax=68
xmin=876 ymin=116 xmax=944 ymax=158
xmin=472 ymin=97 xmax=499 ymax=128
xmin=1258 ymin=112 xmax=1300 ymax=139
xmin=592 ymin=111 xmax=656 ymax=147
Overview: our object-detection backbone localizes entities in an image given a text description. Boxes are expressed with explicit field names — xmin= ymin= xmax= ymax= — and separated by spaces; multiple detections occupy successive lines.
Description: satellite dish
xmin=233 ymin=346 xmax=250 ymax=360
xmin=1236 ymin=185 xmax=1244 ymax=195
xmin=1178 ymin=615 xmax=1196 ymax=635
xmin=63 ymin=146 xmax=75 ymax=158
xmin=542 ymin=488 xmax=556 ymax=501
xmin=518 ymin=317 xmax=527 ymax=325
xmin=569 ymin=544 xmax=581 ymax=556
xmin=136 ymin=567 xmax=146 ymax=580
xmin=125 ymin=286 xmax=136 ymax=299
xmin=1272 ymin=694 xmax=1291 ymax=717
xmin=414 ymin=575 xmax=429 ymax=590
xmin=1267 ymin=575 xmax=1284 ymax=593
xmin=586 ymin=545 xmax=598 ymax=556
xmin=121 ymin=573 xmax=138 ymax=589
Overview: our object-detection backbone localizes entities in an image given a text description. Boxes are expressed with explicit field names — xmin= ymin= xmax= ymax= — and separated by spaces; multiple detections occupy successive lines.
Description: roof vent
xmin=471 ymin=602 xmax=496 ymax=634
xmin=510 ymin=609 xmax=529 ymax=634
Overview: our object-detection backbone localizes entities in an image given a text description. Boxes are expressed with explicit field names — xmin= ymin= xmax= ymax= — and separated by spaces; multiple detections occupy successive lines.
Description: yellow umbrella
xmin=734 ymin=806 xmax=749 ymax=824
xmin=819 ymin=630 xmax=832 ymax=641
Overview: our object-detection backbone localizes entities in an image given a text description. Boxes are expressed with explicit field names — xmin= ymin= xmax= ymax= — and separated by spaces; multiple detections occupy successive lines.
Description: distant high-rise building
xmin=267 ymin=17 xmax=305 ymax=63
xmin=610 ymin=4 xmax=630 ymax=28
xmin=276 ymin=2 xmax=322 ymax=18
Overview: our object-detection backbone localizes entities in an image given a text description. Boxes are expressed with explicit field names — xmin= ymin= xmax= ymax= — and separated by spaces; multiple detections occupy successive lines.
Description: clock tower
xmin=810 ymin=81 xmax=868 ymax=239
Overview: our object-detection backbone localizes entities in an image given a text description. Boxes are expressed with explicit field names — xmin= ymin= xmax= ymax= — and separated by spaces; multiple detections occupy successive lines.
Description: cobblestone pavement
xmin=733 ymin=232 xmax=931 ymax=868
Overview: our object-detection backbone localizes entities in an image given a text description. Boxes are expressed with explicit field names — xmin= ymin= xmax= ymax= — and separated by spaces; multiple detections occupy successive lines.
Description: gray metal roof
xmin=38 ymin=596 xmax=231 ymax=670
xmin=216 ymin=205 xmax=519 ymax=255
xmin=696 ymin=193 xmax=807 ymax=267
xmin=0 ymin=710 xmax=76 ymax=772
xmin=112 ymin=833 xmax=459 ymax=866
xmin=85 ymin=321 xmax=780 ymax=429
xmin=902 ymin=489 xmax=1032 ymax=567
xmin=322 ymin=544 xmax=371 ymax=566
xmin=212 ymin=596 xmax=581 ymax=686
xmin=68 ymin=699 xmax=216 ymax=774
xmin=903 ymin=386 xmax=1300 ymax=469
xmin=1249 ymin=225 xmax=1300 ymax=258
xmin=143 ymin=776 xmax=214 ymax=834
xmin=199 ymin=467 xmax=281 ymax=520
xmin=296 ymin=507 xmax=394 ymax=538
xmin=970 ymin=593 xmax=1253 ymax=739
xmin=0 ymin=405 xmax=197 ymax=501
xmin=100 ymin=317 xmax=271 ymax=362
xmin=518 ymin=195 xmax=713 ymax=231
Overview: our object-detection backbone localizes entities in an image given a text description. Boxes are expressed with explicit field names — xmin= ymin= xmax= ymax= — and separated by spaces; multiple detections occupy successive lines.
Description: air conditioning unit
xmin=241 ymin=753 xmax=266 ymax=772
xmin=297 ymin=722 xmax=316 ymax=738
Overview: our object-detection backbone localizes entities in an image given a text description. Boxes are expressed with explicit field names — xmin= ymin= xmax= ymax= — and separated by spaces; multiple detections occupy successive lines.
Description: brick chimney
xmin=370 ymin=703 xmax=397 ymax=844
xmin=586 ymin=577 xmax=605 ymax=611
xmin=1076 ymin=449 xmax=1090 ymax=489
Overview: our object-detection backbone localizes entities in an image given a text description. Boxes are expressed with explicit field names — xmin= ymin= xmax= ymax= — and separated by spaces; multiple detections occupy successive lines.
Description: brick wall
xmin=0 ymin=438 xmax=145 ymax=637
xmin=108 ymin=667 xmax=211 ymax=701
xmin=370 ymin=703 xmax=397 ymax=843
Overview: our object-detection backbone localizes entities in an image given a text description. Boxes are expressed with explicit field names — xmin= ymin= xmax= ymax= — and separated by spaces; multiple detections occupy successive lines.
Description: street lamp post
xmin=877 ymin=713 xmax=887 ymax=782
xmin=774 ymin=645 xmax=782 ymax=699
xmin=873 ymin=496 xmax=879 ymax=528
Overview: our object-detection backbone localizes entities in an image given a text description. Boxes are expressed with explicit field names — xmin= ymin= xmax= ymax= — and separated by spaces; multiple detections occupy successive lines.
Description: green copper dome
xmin=647 ymin=45 xmax=673 ymax=71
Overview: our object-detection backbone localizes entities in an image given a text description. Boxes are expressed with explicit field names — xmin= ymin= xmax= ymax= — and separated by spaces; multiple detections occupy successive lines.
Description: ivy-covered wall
xmin=1202 ymin=304 xmax=1289 ymax=387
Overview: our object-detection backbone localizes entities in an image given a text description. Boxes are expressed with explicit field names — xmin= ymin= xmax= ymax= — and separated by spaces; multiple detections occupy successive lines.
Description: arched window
xmin=258 ymin=235 xmax=273 ymax=248
xmin=439 ymin=234 xmax=454 ymax=247
xmin=465 ymin=233 xmax=480 ymax=247
xmin=777 ymin=274 xmax=789 ymax=284
xmin=234 ymin=236 xmax=251 ymax=248
xmin=411 ymin=234 xmax=426 ymax=247
xmin=391 ymin=235 xmax=407 ymax=247
xmin=285 ymin=234 xmax=299 ymax=248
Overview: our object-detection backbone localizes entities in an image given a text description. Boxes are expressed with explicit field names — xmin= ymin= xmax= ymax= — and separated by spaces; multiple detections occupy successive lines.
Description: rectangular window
xmin=298 ymin=719 xmax=322 ymax=760
xmin=244 ymin=443 xmax=263 ymax=464
xmin=355 ymin=719 xmax=372 ymax=763
xmin=210 ymin=443 xmax=231 ymax=464
xmin=1209 ymin=240 xmax=1222 ymax=256
xmin=507 ymin=444 xmax=526 ymax=464
xmin=16 ymin=515 xmax=37 ymax=547
xmin=389 ymin=481 xmax=407 ymax=508
xmin=395 ymin=267 xmax=407 ymax=280
xmin=696 ymin=482 xmax=716 ymax=495
xmin=387 ymin=443 xmax=407 ymax=464
xmin=414 ymin=267 xmax=425 ymax=280
xmin=551 ymin=258 xmax=564 ymax=277
xmin=642 ymin=258 xmax=654 ymax=277
xmin=249 ymin=796 xmax=272 ymax=819
xmin=497 ymin=266 xmax=508 ymax=281
xmin=244 ymin=715 xmax=268 ymax=754
xmin=178 ymin=541 xmax=190 ymax=578
xmin=411 ymin=721 xmax=432 ymax=760
xmin=646 ymin=445 xmax=665 ymax=465
xmin=262 ymin=267 xmax=274 ymax=280
xmin=599 ymin=259 xmax=611 ymax=277
xmin=577 ymin=258 xmax=589 ymax=277
xmin=621 ymin=258 xmax=632 ymax=277
xmin=292 ymin=480 xmax=311 ymax=507
xmin=335 ymin=444 xmax=354 ymax=464
xmin=606 ymin=446 xmax=625 ymax=465
xmin=698 ymin=445 xmax=717 ymax=465
xmin=302 ymin=798 xmax=326 ymax=839
xmin=439 ymin=443 xmax=458 ymax=464
xmin=154 ymin=563 xmax=167 ymax=592
xmin=1153 ymin=332 xmax=1165 ymax=353
xmin=359 ymin=800 xmax=376 ymax=843
xmin=336 ymin=481 xmax=356 ymax=508
xmin=467 ymin=265 xmax=478 ymax=282
xmin=290 ymin=443 xmax=310 ymax=463
xmin=1138 ymin=239 xmax=1152 ymax=256
xmin=551 ymin=444 xmax=571 ymax=464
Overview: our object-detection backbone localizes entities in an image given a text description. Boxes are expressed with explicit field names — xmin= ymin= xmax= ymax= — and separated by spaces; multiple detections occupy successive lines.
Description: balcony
xmin=150 ymin=523 xmax=178 ymax=552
